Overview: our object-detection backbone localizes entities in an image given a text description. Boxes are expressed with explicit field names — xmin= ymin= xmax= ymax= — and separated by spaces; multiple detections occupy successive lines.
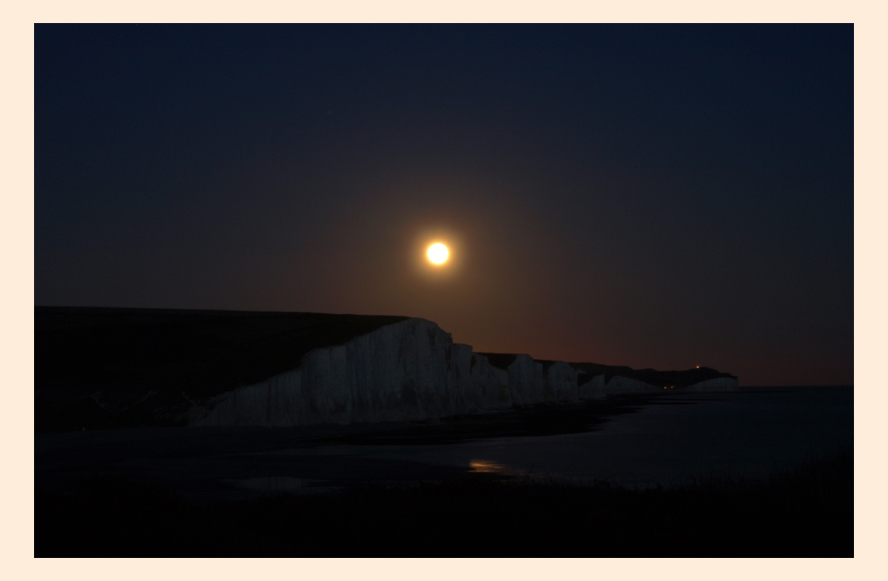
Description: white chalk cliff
xmin=196 ymin=318 xmax=514 ymax=426
xmin=603 ymin=375 xmax=661 ymax=393
xmin=194 ymin=317 xmax=737 ymax=427
xmin=684 ymin=377 xmax=740 ymax=391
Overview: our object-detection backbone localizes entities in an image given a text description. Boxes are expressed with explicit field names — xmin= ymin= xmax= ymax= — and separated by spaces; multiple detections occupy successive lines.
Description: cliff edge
xmin=35 ymin=307 xmax=738 ymax=431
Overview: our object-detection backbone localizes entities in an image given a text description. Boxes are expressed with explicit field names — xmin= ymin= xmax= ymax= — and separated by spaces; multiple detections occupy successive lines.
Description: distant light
xmin=696 ymin=365 xmax=700 ymax=369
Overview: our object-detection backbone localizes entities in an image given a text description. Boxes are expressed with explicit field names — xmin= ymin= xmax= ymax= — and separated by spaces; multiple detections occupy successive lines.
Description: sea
xmin=313 ymin=386 xmax=853 ymax=489
xmin=35 ymin=386 xmax=854 ymax=498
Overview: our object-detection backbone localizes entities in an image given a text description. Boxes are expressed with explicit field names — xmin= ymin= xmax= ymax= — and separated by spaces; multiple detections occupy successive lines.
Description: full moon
xmin=427 ymin=243 xmax=449 ymax=264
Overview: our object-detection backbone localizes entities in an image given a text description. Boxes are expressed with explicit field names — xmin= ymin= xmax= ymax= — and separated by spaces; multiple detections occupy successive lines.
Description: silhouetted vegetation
xmin=35 ymin=448 xmax=852 ymax=557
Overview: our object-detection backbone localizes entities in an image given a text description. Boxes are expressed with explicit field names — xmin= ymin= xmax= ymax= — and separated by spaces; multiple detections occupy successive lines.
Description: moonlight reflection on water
xmin=469 ymin=459 xmax=517 ymax=475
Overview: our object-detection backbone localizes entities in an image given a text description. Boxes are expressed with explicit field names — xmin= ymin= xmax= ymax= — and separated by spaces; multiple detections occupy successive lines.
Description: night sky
xmin=34 ymin=24 xmax=853 ymax=386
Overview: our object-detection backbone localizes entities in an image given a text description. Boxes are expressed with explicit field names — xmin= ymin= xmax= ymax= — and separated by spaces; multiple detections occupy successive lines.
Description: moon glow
xmin=427 ymin=243 xmax=449 ymax=264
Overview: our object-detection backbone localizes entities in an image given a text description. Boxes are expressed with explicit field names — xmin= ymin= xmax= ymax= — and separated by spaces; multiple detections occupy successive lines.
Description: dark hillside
xmin=570 ymin=362 xmax=736 ymax=389
xmin=476 ymin=352 xmax=518 ymax=371
xmin=35 ymin=306 xmax=409 ymax=431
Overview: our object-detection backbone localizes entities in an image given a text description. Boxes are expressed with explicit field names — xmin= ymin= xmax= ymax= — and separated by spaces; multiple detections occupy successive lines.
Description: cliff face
xmin=195 ymin=319 xmax=588 ymax=427
xmin=577 ymin=373 xmax=607 ymax=399
xmin=194 ymin=317 xmax=742 ymax=427
xmin=603 ymin=376 xmax=662 ymax=393
xmin=35 ymin=307 xmax=740 ymax=431
xmin=196 ymin=319 xmax=514 ymax=426
xmin=684 ymin=377 xmax=740 ymax=391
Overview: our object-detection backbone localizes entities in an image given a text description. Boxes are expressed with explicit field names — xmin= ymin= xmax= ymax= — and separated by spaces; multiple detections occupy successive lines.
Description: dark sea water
xmin=35 ymin=386 xmax=853 ymax=498
xmin=314 ymin=386 xmax=853 ymax=489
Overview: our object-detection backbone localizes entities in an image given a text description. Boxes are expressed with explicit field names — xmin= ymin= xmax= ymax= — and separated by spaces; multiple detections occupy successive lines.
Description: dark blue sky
xmin=35 ymin=24 xmax=853 ymax=385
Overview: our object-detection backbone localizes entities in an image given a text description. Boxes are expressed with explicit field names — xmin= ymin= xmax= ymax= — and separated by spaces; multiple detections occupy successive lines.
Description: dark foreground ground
xmin=35 ymin=446 xmax=852 ymax=557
